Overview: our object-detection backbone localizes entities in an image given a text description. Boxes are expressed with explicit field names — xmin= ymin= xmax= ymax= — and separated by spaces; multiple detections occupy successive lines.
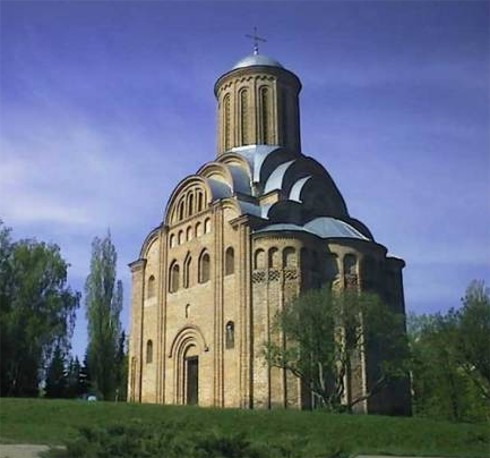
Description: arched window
xmin=224 ymin=93 xmax=231 ymax=151
xmin=188 ymin=193 xmax=194 ymax=216
xmin=268 ymin=247 xmax=279 ymax=269
xmin=184 ymin=254 xmax=192 ymax=289
xmin=283 ymin=247 xmax=296 ymax=268
xmin=170 ymin=234 xmax=176 ymax=248
xmin=196 ymin=222 xmax=203 ymax=237
xmin=146 ymin=340 xmax=153 ymax=364
xmin=254 ymin=249 xmax=265 ymax=269
xmin=178 ymin=199 xmax=185 ymax=221
xmin=225 ymin=247 xmax=234 ymax=276
xmin=344 ymin=254 xmax=357 ymax=276
xmin=204 ymin=218 xmax=211 ymax=234
xmin=260 ymin=87 xmax=271 ymax=144
xmin=178 ymin=230 xmax=184 ymax=245
xmin=282 ymin=91 xmax=288 ymax=145
xmin=225 ymin=321 xmax=235 ymax=349
xmin=169 ymin=262 xmax=180 ymax=293
xmin=199 ymin=251 xmax=211 ymax=283
xmin=197 ymin=192 xmax=203 ymax=212
xmin=343 ymin=254 xmax=358 ymax=290
xmin=186 ymin=226 xmax=193 ymax=242
xmin=240 ymin=89 xmax=249 ymax=145
xmin=147 ymin=275 xmax=156 ymax=299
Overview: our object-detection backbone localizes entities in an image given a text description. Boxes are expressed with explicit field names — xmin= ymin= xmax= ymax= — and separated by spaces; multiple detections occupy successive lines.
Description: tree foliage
xmin=408 ymin=280 xmax=490 ymax=422
xmin=84 ymin=232 xmax=123 ymax=401
xmin=0 ymin=221 xmax=80 ymax=397
xmin=457 ymin=280 xmax=490 ymax=400
xmin=45 ymin=346 xmax=67 ymax=398
xmin=115 ymin=330 xmax=128 ymax=402
xmin=264 ymin=287 xmax=409 ymax=412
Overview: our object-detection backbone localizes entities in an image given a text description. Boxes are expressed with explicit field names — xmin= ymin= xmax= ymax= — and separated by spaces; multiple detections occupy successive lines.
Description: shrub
xmin=52 ymin=421 xmax=340 ymax=458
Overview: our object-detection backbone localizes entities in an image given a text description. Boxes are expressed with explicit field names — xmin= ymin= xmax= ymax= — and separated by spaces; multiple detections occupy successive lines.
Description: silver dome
xmin=232 ymin=54 xmax=284 ymax=70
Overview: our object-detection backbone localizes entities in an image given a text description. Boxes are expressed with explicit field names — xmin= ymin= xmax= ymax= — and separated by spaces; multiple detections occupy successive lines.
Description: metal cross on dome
xmin=245 ymin=27 xmax=266 ymax=55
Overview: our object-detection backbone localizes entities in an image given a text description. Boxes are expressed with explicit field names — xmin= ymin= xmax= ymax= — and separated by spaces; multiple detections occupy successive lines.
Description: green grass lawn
xmin=0 ymin=398 xmax=488 ymax=457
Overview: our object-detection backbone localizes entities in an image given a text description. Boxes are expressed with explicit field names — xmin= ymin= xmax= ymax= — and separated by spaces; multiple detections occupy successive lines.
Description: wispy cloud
xmin=1 ymin=0 xmax=488 ymax=358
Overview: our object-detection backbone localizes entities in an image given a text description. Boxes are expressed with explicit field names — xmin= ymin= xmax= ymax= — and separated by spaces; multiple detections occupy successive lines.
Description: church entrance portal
xmin=185 ymin=356 xmax=198 ymax=405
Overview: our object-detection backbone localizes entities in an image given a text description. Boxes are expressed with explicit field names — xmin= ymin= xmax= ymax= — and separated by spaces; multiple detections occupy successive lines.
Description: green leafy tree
xmin=115 ymin=331 xmax=128 ymax=402
xmin=0 ymin=221 xmax=80 ymax=397
xmin=85 ymin=232 xmax=123 ymax=401
xmin=45 ymin=346 xmax=67 ymax=398
xmin=264 ymin=287 xmax=409 ymax=412
xmin=407 ymin=281 xmax=490 ymax=422
xmin=408 ymin=312 xmax=470 ymax=421
xmin=456 ymin=280 xmax=490 ymax=401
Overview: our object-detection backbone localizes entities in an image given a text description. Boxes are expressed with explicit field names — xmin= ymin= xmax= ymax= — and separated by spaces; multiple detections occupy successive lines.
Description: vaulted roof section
xmin=163 ymin=144 xmax=374 ymax=242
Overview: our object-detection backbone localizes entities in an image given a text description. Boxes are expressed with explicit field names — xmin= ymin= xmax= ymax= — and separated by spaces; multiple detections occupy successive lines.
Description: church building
xmin=128 ymin=45 xmax=411 ymax=414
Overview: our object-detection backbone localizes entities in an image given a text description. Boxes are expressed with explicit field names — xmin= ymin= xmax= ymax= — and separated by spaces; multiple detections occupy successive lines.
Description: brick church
xmin=128 ymin=44 xmax=411 ymax=415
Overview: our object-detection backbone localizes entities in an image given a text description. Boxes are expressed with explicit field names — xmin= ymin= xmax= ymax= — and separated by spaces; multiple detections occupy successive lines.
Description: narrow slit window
xmin=147 ymin=275 xmax=156 ymax=299
xmin=225 ymin=321 xmax=235 ymax=349
xmin=225 ymin=247 xmax=234 ymax=276
xmin=146 ymin=340 xmax=153 ymax=364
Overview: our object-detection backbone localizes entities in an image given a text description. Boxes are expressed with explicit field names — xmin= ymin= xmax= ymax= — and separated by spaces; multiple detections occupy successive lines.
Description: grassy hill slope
xmin=0 ymin=398 xmax=488 ymax=457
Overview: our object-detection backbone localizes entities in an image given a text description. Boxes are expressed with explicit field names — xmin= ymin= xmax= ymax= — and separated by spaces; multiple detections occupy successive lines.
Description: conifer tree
xmin=84 ymin=232 xmax=123 ymax=401
xmin=45 ymin=346 xmax=67 ymax=398
xmin=65 ymin=357 xmax=83 ymax=398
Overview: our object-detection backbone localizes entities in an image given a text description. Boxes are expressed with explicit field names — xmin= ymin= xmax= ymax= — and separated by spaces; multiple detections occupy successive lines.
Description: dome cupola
xmin=232 ymin=53 xmax=284 ymax=70
xmin=214 ymin=43 xmax=302 ymax=156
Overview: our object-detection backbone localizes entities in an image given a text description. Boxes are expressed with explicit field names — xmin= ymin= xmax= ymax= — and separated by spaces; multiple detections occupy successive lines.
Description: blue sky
xmin=1 ymin=1 xmax=489 ymax=359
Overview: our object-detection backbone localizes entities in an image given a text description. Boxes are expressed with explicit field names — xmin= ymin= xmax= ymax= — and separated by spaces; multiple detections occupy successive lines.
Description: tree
xmin=115 ymin=331 xmax=128 ymax=402
xmin=408 ymin=311 xmax=470 ymax=421
xmin=85 ymin=232 xmax=123 ymax=401
xmin=0 ymin=221 xmax=80 ymax=397
xmin=407 ymin=281 xmax=490 ymax=422
xmin=264 ymin=287 xmax=409 ymax=412
xmin=79 ymin=352 xmax=92 ymax=397
xmin=65 ymin=356 xmax=86 ymax=398
xmin=45 ymin=346 xmax=67 ymax=398
xmin=456 ymin=280 xmax=490 ymax=400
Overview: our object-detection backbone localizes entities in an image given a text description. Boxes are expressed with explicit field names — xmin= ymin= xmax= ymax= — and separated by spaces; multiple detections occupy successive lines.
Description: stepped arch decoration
xmin=168 ymin=325 xmax=209 ymax=404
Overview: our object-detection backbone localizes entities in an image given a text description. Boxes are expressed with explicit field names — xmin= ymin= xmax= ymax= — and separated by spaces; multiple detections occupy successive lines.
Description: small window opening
xmin=225 ymin=247 xmax=234 ymax=276
xmin=146 ymin=340 xmax=153 ymax=364
xmin=184 ymin=256 xmax=192 ymax=289
xmin=225 ymin=321 xmax=235 ymax=349
xmin=147 ymin=275 xmax=156 ymax=299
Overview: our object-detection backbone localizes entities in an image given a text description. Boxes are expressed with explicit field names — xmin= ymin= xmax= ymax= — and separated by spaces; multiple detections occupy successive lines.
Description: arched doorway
xmin=169 ymin=325 xmax=208 ymax=406
xmin=184 ymin=345 xmax=199 ymax=405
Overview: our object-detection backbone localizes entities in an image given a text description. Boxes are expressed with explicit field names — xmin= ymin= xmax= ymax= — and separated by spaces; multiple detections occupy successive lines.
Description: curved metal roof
xmin=232 ymin=54 xmax=284 ymax=70
xmin=304 ymin=217 xmax=369 ymax=240
xmin=255 ymin=217 xmax=369 ymax=240
xmin=164 ymin=137 xmax=373 ymax=242
xmin=229 ymin=144 xmax=283 ymax=182
xmin=227 ymin=165 xmax=251 ymax=195
xmin=289 ymin=176 xmax=311 ymax=202
xmin=206 ymin=178 xmax=232 ymax=200
xmin=264 ymin=160 xmax=295 ymax=193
